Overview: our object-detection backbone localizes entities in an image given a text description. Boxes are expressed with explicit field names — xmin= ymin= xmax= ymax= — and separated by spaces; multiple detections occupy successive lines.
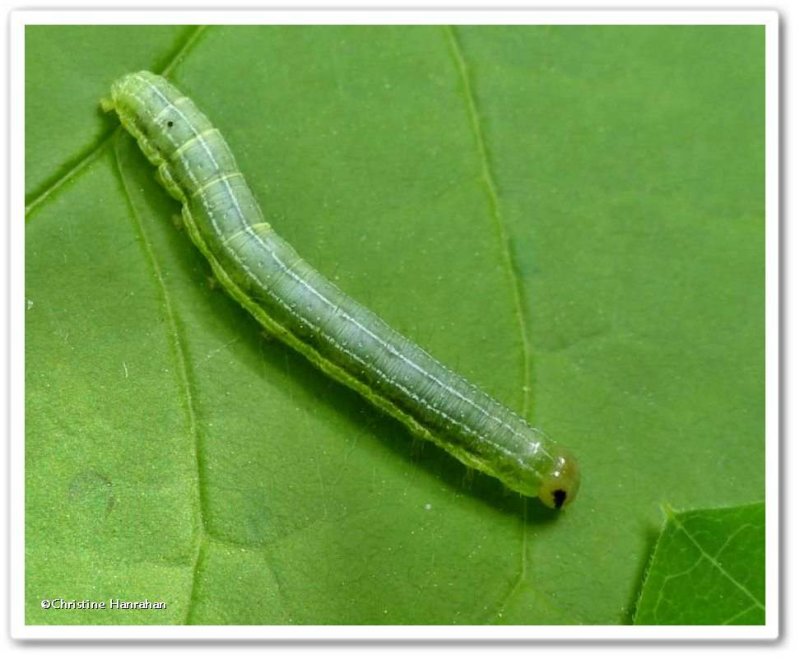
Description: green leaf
xmin=634 ymin=503 xmax=766 ymax=625
xmin=25 ymin=25 xmax=765 ymax=625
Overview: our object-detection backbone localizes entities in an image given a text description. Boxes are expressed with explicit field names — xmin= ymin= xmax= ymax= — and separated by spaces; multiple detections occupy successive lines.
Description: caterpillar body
xmin=104 ymin=71 xmax=580 ymax=509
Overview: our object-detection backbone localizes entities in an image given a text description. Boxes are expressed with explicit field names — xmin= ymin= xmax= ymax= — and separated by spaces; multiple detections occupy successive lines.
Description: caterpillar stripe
xmin=104 ymin=71 xmax=580 ymax=509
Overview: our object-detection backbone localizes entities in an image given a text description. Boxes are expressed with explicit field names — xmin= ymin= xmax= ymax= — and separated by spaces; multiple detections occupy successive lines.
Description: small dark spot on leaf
xmin=68 ymin=470 xmax=115 ymax=517
xmin=167 ymin=120 xmax=174 ymax=128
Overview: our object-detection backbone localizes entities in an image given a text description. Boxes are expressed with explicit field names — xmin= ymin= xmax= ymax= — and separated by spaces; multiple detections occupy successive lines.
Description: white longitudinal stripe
xmin=138 ymin=75 xmax=547 ymax=463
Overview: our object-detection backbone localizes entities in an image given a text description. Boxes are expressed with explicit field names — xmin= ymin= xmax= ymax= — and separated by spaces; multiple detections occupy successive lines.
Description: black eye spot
xmin=552 ymin=489 xmax=567 ymax=509
xmin=167 ymin=120 xmax=174 ymax=128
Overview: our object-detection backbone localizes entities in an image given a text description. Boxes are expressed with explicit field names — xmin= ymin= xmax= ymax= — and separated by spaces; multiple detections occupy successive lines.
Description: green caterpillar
xmin=104 ymin=71 xmax=580 ymax=509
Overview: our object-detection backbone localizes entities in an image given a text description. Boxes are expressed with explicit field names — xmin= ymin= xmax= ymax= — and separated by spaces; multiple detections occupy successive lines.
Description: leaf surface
xmin=25 ymin=24 xmax=765 ymax=625
xmin=634 ymin=503 xmax=765 ymax=625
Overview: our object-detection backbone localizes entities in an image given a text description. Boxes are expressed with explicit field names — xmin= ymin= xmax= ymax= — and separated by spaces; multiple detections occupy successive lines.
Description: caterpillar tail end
xmin=537 ymin=451 xmax=581 ymax=510
xmin=99 ymin=96 xmax=115 ymax=113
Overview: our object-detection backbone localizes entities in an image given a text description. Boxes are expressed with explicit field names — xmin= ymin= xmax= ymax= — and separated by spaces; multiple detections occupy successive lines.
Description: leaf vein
xmin=671 ymin=513 xmax=765 ymax=611
xmin=443 ymin=25 xmax=533 ymax=418
xmin=112 ymin=134 xmax=208 ymax=619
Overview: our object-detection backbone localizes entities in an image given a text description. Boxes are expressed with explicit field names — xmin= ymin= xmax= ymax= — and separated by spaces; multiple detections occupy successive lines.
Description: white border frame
xmin=9 ymin=8 xmax=780 ymax=641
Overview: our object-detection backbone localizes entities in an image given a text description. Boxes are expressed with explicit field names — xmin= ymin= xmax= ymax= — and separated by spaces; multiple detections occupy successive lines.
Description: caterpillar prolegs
xmin=104 ymin=71 xmax=580 ymax=510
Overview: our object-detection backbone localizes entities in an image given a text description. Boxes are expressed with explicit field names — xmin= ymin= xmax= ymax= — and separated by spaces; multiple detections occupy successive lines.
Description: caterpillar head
xmin=537 ymin=450 xmax=581 ymax=510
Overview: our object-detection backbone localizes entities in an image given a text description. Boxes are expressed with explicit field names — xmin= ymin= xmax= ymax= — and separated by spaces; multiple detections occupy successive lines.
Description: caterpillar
xmin=103 ymin=71 xmax=580 ymax=510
